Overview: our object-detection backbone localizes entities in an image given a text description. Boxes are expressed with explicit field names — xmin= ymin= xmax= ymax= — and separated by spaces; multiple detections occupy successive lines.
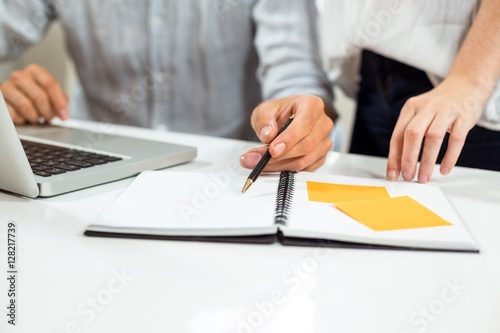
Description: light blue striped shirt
xmin=0 ymin=0 xmax=332 ymax=139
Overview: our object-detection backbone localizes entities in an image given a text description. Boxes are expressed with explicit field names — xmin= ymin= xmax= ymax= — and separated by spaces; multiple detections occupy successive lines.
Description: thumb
xmin=250 ymin=101 xmax=281 ymax=144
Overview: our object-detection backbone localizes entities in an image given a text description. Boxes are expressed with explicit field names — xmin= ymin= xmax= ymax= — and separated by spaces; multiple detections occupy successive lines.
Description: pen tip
xmin=241 ymin=179 xmax=253 ymax=193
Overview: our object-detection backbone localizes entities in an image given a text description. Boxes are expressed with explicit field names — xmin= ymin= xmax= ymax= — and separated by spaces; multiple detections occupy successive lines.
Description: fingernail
xmin=273 ymin=143 xmax=286 ymax=156
xmin=387 ymin=170 xmax=397 ymax=181
xmin=58 ymin=108 xmax=69 ymax=120
xmin=418 ymin=175 xmax=429 ymax=183
xmin=440 ymin=167 xmax=449 ymax=175
xmin=402 ymin=172 xmax=413 ymax=181
xmin=259 ymin=126 xmax=272 ymax=140
xmin=241 ymin=152 xmax=262 ymax=167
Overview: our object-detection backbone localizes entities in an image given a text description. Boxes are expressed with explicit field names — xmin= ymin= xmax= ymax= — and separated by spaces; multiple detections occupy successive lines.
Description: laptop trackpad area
xmin=16 ymin=125 xmax=131 ymax=155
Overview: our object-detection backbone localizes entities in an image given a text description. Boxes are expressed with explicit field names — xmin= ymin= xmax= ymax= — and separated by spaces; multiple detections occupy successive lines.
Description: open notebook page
xmin=282 ymin=172 xmax=478 ymax=251
xmin=90 ymin=170 xmax=280 ymax=237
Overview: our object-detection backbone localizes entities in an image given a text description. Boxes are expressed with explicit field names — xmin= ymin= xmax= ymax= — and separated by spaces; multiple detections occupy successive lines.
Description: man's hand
xmin=387 ymin=75 xmax=486 ymax=183
xmin=0 ymin=64 xmax=68 ymax=125
xmin=240 ymin=95 xmax=334 ymax=172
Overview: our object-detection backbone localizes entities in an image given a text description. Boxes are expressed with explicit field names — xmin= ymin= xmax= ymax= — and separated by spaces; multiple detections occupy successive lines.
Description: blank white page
xmin=89 ymin=170 xmax=279 ymax=237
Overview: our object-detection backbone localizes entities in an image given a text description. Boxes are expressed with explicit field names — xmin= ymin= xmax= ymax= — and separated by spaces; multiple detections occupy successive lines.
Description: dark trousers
xmin=349 ymin=50 xmax=500 ymax=172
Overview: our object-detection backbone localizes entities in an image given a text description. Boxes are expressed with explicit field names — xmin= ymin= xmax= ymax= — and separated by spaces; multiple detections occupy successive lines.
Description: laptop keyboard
xmin=21 ymin=140 xmax=123 ymax=177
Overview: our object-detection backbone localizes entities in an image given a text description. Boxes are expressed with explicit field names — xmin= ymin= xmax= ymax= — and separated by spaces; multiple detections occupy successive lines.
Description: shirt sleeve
xmin=252 ymin=0 xmax=334 ymax=109
xmin=0 ymin=0 xmax=56 ymax=60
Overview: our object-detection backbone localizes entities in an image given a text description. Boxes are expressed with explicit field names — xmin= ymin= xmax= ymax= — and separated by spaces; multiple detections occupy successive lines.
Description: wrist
xmin=444 ymin=74 xmax=494 ymax=105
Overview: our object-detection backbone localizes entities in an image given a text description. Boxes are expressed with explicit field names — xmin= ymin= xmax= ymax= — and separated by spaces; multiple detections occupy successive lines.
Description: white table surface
xmin=1 ymin=120 xmax=499 ymax=333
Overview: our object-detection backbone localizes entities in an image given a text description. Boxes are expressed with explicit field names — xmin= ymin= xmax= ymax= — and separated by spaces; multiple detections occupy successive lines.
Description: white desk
xmin=1 ymin=120 xmax=499 ymax=333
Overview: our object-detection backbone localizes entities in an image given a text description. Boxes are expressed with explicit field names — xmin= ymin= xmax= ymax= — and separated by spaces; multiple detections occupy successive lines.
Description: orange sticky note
xmin=307 ymin=181 xmax=390 ymax=204
xmin=335 ymin=196 xmax=453 ymax=231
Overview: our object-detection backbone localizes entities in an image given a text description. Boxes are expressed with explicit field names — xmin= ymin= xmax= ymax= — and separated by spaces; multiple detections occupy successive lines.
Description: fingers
xmin=1 ymin=86 xmax=38 ymax=123
xmin=240 ymin=146 xmax=268 ymax=169
xmin=250 ymin=100 xmax=283 ymax=144
xmin=6 ymin=101 xmax=26 ymax=125
xmin=30 ymin=65 xmax=68 ymax=119
xmin=268 ymin=97 xmax=330 ymax=159
xmin=243 ymin=95 xmax=334 ymax=172
xmin=387 ymin=79 xmax=481 ymax=183
xmin=265 ymin=134 xmax=332 ymax=172
xmin=387 ymin=103 xmax=414 ymax=181
xmin=240 ymin=133 xmax=332 ymax=172
xmin=439 ymin=119 xmax=468 ymax=175
xmin=10 ymin=76 xmax=53 ymax=120
xmin=250 ymin=95 xmax=329 ymax=149
xmin=0 ymin=64 xmax=68 ymax=125
xmin=388 ymin=96 xmax=443 ymax=183
xmin=387 ymin=97 xmax=433 ymax=182
xmin=271 ymin=113 xmax=333 ymax=161
xmin=399 ymin=102 xmax=434 ymax=181
xmin=417 ymin=111 xmax=454 ymax=182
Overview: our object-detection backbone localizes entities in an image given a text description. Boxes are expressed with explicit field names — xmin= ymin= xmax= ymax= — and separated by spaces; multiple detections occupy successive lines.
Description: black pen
xmin=241 ymin=114 xmax=295 ymax=193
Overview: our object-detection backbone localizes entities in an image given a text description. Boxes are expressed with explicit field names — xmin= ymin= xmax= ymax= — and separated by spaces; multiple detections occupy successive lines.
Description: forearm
xmin=253 ymin=0 xmax=333 ymax=112
xmin=447 ymin=0 xmax=500 ymax=95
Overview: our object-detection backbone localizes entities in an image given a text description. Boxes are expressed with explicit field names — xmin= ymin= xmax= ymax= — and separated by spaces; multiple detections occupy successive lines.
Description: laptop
xmin=0 ymin=91 xmax=197 ymax=198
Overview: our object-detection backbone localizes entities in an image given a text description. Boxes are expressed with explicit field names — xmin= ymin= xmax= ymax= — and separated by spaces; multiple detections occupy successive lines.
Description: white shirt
xmin=320 ymin=0 xmax=500 ymax=131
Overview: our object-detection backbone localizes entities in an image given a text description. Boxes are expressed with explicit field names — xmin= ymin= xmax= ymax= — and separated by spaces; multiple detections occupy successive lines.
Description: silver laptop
xmin=0 ymin=91 xmax=197 ymax=198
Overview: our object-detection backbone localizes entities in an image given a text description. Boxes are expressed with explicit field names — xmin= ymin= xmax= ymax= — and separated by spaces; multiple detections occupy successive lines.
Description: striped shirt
xmin=0 ymin=0 xmax=332 ymax=139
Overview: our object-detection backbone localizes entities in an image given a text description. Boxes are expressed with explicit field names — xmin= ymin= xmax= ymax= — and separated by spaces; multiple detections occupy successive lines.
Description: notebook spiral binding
xmin=275 ymin=171 xmax=296 ymax=226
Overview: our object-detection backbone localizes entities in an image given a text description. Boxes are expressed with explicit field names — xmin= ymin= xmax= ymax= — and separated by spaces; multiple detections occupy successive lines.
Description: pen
xmin=241 ymin=114 xmax=295 ymax=193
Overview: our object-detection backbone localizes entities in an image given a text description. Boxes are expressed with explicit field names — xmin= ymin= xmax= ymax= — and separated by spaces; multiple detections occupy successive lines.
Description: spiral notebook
xmin=85 ymin=170 xmax=479 ymax=252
